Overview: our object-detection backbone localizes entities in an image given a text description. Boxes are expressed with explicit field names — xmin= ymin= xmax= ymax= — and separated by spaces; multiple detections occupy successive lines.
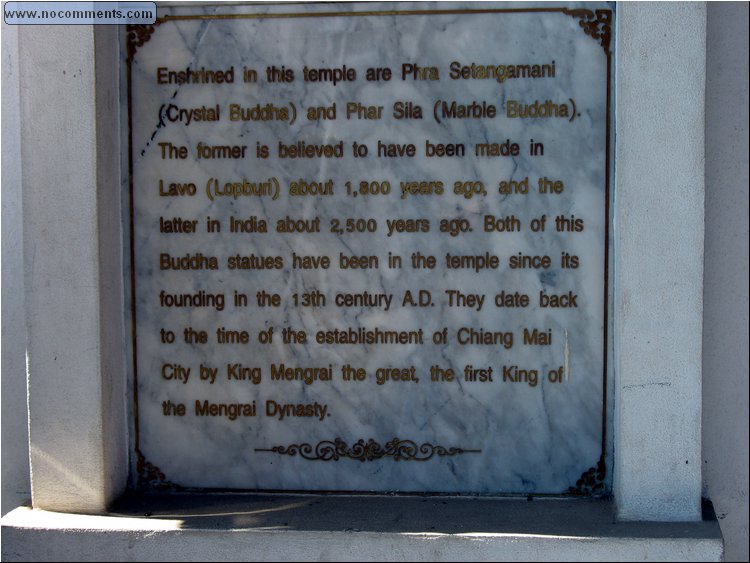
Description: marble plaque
xmin=126 ymin=2 xmax=613 ymax=494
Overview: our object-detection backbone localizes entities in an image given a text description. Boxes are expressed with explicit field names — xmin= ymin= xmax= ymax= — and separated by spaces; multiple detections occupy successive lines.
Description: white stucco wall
xmin=1 ymin=20 xmax=31 ymax=516
xmin=614 ymin=3 xmax=705 ymax=522
xmin=702 ymin=3 xmax=749 ymax=562
xmin=17 ymin=22 xmax=127 ymax=513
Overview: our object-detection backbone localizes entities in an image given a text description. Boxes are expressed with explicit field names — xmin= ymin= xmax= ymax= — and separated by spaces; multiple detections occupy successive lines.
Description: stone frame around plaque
xmin=10 ymin=2 xmax=706 ymax=526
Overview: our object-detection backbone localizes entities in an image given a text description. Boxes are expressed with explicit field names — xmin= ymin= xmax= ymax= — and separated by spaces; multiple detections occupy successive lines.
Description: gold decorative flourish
xmin=137 ymin=451 xmax=177 ymax=490
xmin=562 ymin=8 xmax=612 ymax=53
xmin=568 ymin=454 xmax=606 ymax=496
xmin=126 ymin=21 xmax=164 ymax=61
xmin=256 ymin=438 xmax=481 ymax=462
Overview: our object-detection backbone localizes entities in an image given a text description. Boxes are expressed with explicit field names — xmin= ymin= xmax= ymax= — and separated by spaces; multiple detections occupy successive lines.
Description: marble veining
xmin=125 ymin=1 xmax=612 ymax=493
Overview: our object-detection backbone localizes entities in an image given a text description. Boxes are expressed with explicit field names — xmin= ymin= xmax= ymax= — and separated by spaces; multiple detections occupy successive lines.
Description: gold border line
xmin=160 ymin=8 xmax=568 ymax=22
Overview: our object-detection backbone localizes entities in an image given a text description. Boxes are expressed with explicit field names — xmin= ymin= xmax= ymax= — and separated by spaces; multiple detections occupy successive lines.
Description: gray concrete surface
xmin=1 ymin=495 xmax=725 ymax=561
xmin=703 ymin=3 xmax=750 ymax=561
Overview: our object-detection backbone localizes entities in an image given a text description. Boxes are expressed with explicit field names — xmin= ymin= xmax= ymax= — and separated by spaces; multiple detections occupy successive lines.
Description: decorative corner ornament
xmin=126 ymin=21 xmax=163 ymax=62
xmin=136 ymin=450 xmax=176 ymax=490
xmin=563 ymin=9 xmax=612 ymax=53
xmin=568 ymin=454 xmax=606 ymax=496
xmin=256 ymin=437 xmax=481 ymax=462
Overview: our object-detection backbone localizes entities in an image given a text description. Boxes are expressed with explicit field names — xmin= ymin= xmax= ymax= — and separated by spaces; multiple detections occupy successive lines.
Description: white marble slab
xmin=126 ymin=1 xmax=612 ymax=493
